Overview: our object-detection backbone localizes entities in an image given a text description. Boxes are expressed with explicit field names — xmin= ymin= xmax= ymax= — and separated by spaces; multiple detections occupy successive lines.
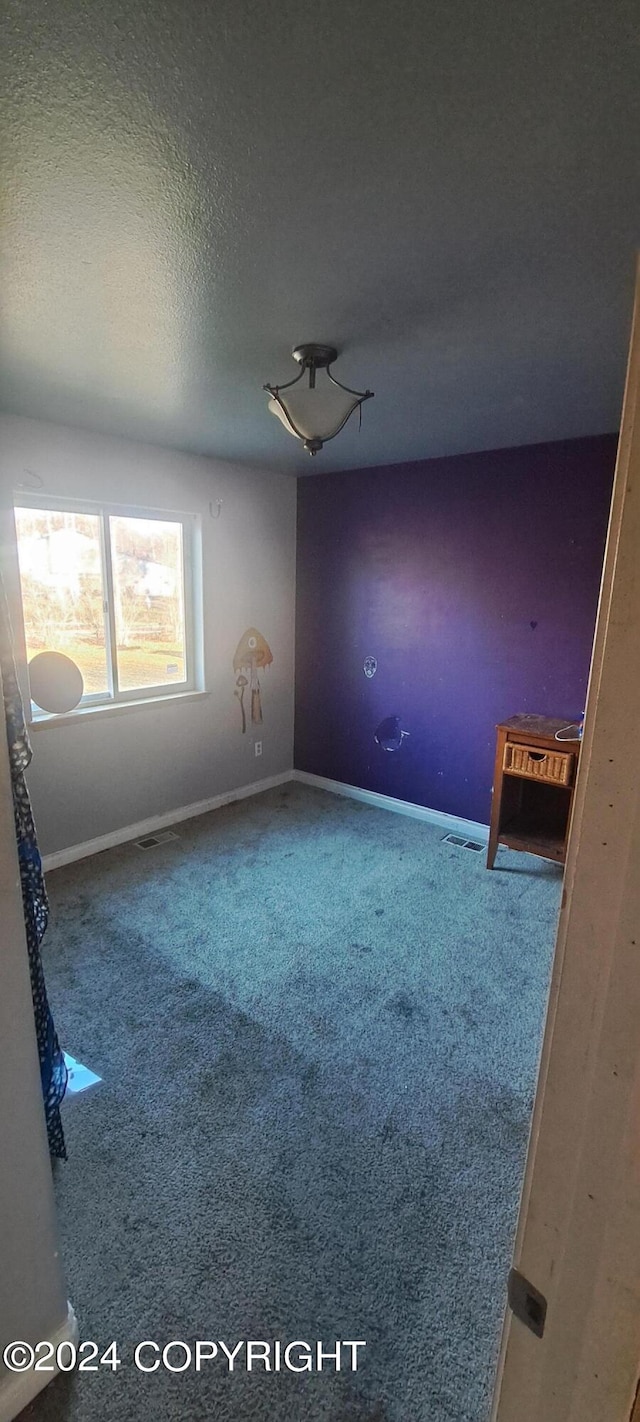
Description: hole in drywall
xmin=374 ymin=716 xmax=409 ymax=752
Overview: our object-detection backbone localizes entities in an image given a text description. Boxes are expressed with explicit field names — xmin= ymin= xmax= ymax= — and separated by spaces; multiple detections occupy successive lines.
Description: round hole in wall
xmin=374 ymin=715 xmax=410 ymax=752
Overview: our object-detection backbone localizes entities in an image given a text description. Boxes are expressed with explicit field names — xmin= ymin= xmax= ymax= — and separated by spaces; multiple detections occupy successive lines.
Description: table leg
xmin=487 ymin=729 xmax=506 ymax=869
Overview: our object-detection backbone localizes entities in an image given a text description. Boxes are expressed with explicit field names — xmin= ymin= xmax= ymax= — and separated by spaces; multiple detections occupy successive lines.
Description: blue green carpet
xmin=24 ymin=783 xmax=560 ymax=1422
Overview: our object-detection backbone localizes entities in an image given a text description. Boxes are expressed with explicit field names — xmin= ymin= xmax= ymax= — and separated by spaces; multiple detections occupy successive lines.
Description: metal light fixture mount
xmin=264 ymin=343 xmax=374 ymax=456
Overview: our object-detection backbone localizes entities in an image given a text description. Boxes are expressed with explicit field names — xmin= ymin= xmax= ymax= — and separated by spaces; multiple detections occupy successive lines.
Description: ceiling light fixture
xmin=264 ymin=344 xmax=374 ymax=456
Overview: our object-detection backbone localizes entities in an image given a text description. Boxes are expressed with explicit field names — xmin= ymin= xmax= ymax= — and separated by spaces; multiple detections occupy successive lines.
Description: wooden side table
xmin=487 ymin=714 xmax=581 ymax=869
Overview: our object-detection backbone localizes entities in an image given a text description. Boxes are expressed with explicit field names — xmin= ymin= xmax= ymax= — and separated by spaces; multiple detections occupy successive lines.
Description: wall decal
xmin=234 ymin=674 xmax=248 ymax=733
xmin=233 ymin=628 xmax=273 ymax=732
xmin=374 ymin=716 xmax=410 ymax=752
xmin=363 ymin=655 xmax=377 ymax=678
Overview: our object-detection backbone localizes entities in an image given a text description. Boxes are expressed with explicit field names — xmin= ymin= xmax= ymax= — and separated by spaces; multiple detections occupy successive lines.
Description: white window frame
xmin=13 ymin=494 xmax=201 ymax=719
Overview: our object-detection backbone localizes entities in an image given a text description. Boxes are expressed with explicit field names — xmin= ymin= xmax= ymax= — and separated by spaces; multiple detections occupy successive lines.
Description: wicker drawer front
xmin=503 ymin=742 xmax=574 ymax=786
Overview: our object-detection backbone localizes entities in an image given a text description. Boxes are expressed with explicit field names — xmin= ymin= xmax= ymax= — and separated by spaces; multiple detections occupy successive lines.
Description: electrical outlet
xmin=254 ymin=740 xmax=262 ymax=757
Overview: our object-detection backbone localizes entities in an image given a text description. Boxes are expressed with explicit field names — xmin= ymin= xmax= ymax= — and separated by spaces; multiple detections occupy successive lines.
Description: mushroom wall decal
xmin=234 ymin=674 xmax=248 ymax=734
xmin=233 ymin=628 xmax=273 ymax=732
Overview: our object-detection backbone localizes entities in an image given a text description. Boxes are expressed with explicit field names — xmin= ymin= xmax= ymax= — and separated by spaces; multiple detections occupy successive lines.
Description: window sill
xmin=29 ymin=688 xmax=210 ymax=731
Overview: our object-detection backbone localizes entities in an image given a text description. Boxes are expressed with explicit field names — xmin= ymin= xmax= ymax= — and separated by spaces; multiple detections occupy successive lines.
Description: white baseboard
xmin=42 ymin=767 xmax=488 ymax=872
xmin=0 ymin=1302 xmax=78 ymax=1422
xmin=42 ymin=772 xmax=293 ymax=871
xmin=292 ymin=769 xmax=489 ymax=841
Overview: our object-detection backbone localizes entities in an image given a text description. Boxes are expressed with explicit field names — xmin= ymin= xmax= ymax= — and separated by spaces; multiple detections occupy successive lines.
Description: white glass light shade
xmin=268 ymin=378 xmax=362 ymax=442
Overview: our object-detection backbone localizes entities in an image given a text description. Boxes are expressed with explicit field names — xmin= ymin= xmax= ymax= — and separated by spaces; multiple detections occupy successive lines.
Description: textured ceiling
xmin=1 ymin=0 xmax=639 ymax=474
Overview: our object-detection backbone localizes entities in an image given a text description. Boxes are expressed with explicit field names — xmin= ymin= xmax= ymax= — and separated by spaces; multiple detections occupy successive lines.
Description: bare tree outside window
xmin=14 ymin=503 xmax=194 ymax=711
xmin=14 ymin=508 xmax=109 ymax=694
xmin=110 ymin=516 xmax=186 ymax=691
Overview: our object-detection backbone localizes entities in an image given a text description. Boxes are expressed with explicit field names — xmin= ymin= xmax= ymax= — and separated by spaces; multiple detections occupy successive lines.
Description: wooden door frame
xmin=492 ymin=260 xmax=640 ymax=1420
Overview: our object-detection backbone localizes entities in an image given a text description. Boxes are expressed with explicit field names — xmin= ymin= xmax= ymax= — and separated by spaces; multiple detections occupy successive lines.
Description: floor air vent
xmin=443 ymin=833 xmax=484 ymax=852
xmin=135 ymin=829 xmax=179 ymax=850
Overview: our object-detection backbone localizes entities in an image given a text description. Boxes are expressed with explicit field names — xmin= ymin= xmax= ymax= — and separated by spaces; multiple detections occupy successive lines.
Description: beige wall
xmin=0 ymin=415 xmax=297 ymax=856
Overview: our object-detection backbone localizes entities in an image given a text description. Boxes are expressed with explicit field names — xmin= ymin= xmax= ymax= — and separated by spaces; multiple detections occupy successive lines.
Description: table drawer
xmin=503 ymin=741 xmax=575 ymax=786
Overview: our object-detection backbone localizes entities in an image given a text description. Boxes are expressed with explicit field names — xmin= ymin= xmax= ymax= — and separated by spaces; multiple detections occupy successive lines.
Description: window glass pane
xmin=14 ymin=507 xmax=109 ymax=699
xmin=109 ymin=516 xmax=186 ymax=691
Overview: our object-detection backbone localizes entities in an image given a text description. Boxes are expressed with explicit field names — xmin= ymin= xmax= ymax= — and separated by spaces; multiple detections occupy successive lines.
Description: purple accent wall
xmin=294 ymin=434 xmax=617 ymax=825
